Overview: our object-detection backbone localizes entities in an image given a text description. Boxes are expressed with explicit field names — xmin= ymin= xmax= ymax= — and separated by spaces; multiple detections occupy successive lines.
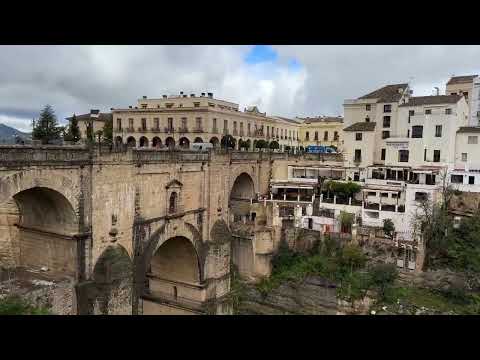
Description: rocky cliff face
xmin=236 ymin=276 xmax=338 ymax=315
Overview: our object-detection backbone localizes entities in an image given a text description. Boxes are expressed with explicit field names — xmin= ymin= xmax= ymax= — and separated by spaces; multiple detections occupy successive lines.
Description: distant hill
xmin=0 ymin=123 xmax=31 ymax=144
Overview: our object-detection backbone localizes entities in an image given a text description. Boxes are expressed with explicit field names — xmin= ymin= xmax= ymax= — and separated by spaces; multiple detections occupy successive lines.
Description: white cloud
xmin=0 ymin=45 xmax=479 ymax=131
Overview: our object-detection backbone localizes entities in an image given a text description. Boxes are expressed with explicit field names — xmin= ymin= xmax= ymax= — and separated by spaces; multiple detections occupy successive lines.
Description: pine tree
xmin=68 ymin=114 xmax=81 ymax=143
xmin=32 ymin=105 xmax=62 ymax=144
xmin=102 ymin=116 xmax=113 ymax=143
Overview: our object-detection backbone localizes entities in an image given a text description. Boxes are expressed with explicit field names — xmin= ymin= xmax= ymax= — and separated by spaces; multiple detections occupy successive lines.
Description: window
xmin=433 ymin=150 xmax=440 ymax=162
xmin=425 ymin=109 xmax=431 ymax=115
xmin=305 ymin=131 xmax=309 ymax=141
xmin=409 ymin=110 xmax=415 ymax=116
xmin=407 ymin=129 xmax=410 ymax=138
xmin=391 ymin=193 xmax=398 ymax=199
xmin=129 ymin=118 xmax=134 ymax=129
xmin=266 ymin=126 xmax=269 ymax=137
xmin=116 ymin=118 xmax=122 ymax=131
xmin=213 ymin=118 xmax=217 ymax=131
xmin=234 ymin=121 xmax=238 ymax=131
xmin=314 ymin=131 xmax=318 ymax=141
xmin=462 ymin=153 xmax=468 ymax=162
xmin=141 ymin=104 xmax=147 ymax=109
xmin=424 ymin=148 xmax=427 ymax=161
xmin=181 ymin=117 xmax=187 ymax=129
xmin=168 ymin=118 xmax=173 ymax=130
xmin=415 ymin=192 xmax=428 ymax=201
xmin=398 ymin=150 xmax=409 ymax=162
xmin=383 ymin=116 xmax=391 ymax=128
xmin=384 ymin=104 xmax=392 ymax=113
xmin=324 ymin=131 xmax=328 ymax=141
xmin=334 ymin=131 xmax=339 ymax=141
xmin=365 ymin=116 xmax=370 ymax=123
xmin=381 ymin=193 xmax=389 ymax=198
xmin=169 ymin=192 xmax=177 ymax=214
xmin=247 ymin=123 xmax=250 ymax=135
xmin=381 ymin=148 xmax=386 ymax=160
xmin=194 ymin=102 xmax=200 ymax=107
xmin=354 ymin=149 xmax=362 ymax=162
xmin=435 ymin=125 xmax=442 ymax=137
xmin=463 ymin=92 xmax=468 ymax=100
xmin=356 ymin=133 xmax=362 ymax=141
xmin=367 ymin=192 xmax=376 ymax=197
xmin=166 ymin=103 xmax=173 ymax=108
xmin=411 ymin=125 xmax=423 ymax=138
xmin=154 ymin=118 xmax=159 ymax=130
xmin=469 ymin=176 xmax=475 ymax=185
xmin=141 ymin=118 xmax=147 ymax=130
xmin=224 ymin=119 xmax=228 ymax=132
xmin=196 ymin=117 xmax=202 ymax=129
xmin=445 ymin=108 xmax=452 ymax=115
xmin=451 ymin=175 xmax=463 ymax=184
xmin=366 ymin=104 xmax=371 ymax=111
xmin=468 ymin=136 xmax=478 ymax=144
xmin=382 ymin=131 xmax=390 ymax=139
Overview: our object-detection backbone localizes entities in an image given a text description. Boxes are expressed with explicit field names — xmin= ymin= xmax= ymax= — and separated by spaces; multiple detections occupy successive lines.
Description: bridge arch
xmin=150 ymin=236 xmax=201 ymax=284
xmin=230 ymin=172 xmax=255 ymax=201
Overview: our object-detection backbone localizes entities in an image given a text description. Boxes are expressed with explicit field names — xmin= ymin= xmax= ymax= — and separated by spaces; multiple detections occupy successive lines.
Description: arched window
xmin=169 ymin=192 xmax=177 ymax=214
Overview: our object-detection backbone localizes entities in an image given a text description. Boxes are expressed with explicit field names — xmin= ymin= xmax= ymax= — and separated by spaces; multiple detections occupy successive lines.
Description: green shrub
xmin=369 ymin=263 xmax=398 ymax=300
xmin=0 ymin=295 xmax=51 ymax=315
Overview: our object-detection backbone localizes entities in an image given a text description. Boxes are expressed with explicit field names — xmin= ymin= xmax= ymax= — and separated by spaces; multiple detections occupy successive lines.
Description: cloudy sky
xmin=1 ymin=45 xmax=479 ymax=132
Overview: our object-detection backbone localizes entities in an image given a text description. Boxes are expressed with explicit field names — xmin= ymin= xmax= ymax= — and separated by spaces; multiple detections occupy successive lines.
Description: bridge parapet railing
xmin=133 ymin=149 xmax=210 ymax=162
xmin=0 ymin=145 xmax=91 ymax=163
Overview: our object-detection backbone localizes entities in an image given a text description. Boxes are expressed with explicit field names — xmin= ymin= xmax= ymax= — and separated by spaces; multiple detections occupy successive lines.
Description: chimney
xmin=142 ymin=95 xmax=147 ymax=99
xmin=208 ymin=92 xmax=213 ymax=98
xmin=180 ymin=91 xmax=184 ymax=95
xmin=201 ymin=92 xmax=205 ymax=97
xmin=163 ymin=95 xmax=167 ymax=99
xmin=129 ymin=106 xmax=132 ymax=109
xmin=191 ymin=93 xmax=195 ymax=97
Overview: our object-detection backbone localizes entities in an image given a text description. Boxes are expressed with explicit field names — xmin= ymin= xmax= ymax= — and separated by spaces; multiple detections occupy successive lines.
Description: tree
xmin=339 ymin=211 xmax=354 ymax=233
xmin=102 ymin=116 xmax=113 ymax=143
xmin=369 ymin=263 xmax=398 ymax=300
xmin=269 ymin=140 xmax=280 ymax=151
xmin=338 ymin=244 xmax=367 ymax=275
xmin=383 ymin=219 xmax=395 ymax=240
xmin=221 ymin=134 xmax=236 ymax=149
xmin=255 ymin=139 xmax=267 ymax=151
xmin=32 ymin=105 xmax=62 ymax=144
xmin=63 ymin=114 xmax=81 ymax=143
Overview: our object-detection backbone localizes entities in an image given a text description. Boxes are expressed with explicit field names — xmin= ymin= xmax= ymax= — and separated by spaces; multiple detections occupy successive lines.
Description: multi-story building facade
xmin=446 ymin=75 xmax=479 ymax=125
xmin=297 ymin=116 xmax=344 ymax=151
xmin=110 ymin=92 xmax=300 ymax=151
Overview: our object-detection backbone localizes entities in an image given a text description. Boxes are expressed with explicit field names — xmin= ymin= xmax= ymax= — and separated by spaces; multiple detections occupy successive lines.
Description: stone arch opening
xmin=165 ymin=137 xmax=175 ymax=149
xmin=194 ymin=137 xmax=203 ymax=143
xmin=152 ymin=137 xmax=162 ymax=148
xmin=210 ymin=137 xmax=219 ymax=148
xmin=179 ymin=137 xmax=190 ymax=149
xmin=4 ymin=187 xmax=79 ymax=277
xmin=127 ymin=136 xmax=136 ymax=147
xmin=230 ymin=173 xmax=255 ymax=201
xmin=139 ymin=136 xmax=149 ymax=148
xmin=150 ymin=236 xmax=201 ymax=284
xmin=90 ymin=245 xmax=133 ymax=315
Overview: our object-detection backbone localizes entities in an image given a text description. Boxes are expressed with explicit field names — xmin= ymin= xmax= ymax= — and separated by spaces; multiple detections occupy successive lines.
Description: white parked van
xmin=191 ymin=142 xmax=213 ymax=151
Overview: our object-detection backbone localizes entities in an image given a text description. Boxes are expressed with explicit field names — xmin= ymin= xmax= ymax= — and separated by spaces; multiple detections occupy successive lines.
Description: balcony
xmin=150 ymin=127 xmax=161 ymax=133
xmin=239 ymin=131 xmax=244 ymax=137
xmin=164 ymin=127 xmax=174 ymax=134
xmin=223 ymin=128 xmax=228 ymax=135
xmin=193 ymin=128 xmax=204 ymax=133
xmin=233 ymin=129 xmax=238 ymax=136
xmin=126 ymin=127 xmax=135 ymax=132
xmin=137 ymin=127 xmax=148 ymax=133
xmin=178 ymin=127 xmax=189 ymax=133
xmin=212 ymin=127 xmax=218 ymax=134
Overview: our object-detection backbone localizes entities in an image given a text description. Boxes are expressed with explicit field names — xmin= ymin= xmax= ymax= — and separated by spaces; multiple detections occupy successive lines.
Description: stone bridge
xmin=0 ymin=145 xmax=280 ymax=314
